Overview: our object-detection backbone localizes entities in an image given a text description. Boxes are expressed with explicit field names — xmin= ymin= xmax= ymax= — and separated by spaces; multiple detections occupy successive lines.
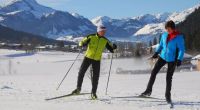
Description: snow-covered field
xmin=0 ymin=49 xmax=200 ymax=110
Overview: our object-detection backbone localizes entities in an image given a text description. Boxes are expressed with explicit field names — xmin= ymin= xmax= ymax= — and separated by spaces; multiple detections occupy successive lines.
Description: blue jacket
xmin=156 ymin=32 xmax=185 ymax=62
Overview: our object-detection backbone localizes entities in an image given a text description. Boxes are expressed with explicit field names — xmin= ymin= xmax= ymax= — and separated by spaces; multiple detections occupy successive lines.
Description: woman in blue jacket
xmin=140 ymin=20 xmax=185 ymax=103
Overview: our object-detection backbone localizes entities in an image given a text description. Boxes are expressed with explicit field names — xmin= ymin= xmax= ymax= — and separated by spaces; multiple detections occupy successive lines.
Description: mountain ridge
xmin=0 ymin=0 xmax=199 ymax=43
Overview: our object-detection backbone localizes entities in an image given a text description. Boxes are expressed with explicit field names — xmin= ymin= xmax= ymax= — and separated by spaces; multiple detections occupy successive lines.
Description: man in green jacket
xmin=72 ymin=25 xmax=117 ymax=99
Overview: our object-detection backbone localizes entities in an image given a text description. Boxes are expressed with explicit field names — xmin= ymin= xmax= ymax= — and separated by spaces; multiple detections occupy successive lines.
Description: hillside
xmin=0 ymin=25 xmax=57 ymax=44
xmin=177 ymin=6 xmax=200 ymax=51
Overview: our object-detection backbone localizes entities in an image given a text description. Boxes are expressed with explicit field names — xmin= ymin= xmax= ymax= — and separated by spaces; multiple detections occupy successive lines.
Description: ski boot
xmin=140 ymin=91 xmax=152 ymax=97
xmin=91 ymin=93 xmax=98 ymax=100
xmin=71 ymin=88 xmax=81 ymax=95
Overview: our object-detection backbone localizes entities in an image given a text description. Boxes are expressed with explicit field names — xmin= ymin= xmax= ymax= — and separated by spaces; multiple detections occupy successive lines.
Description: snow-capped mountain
xmin=132 ymin=4 xmax=200 ymax=42
xmin=0 ymin=0 xmax=54 ymax=18
xmin=0 ymin=0 xmax=96 ymax=39
xmin=0 ymin=0 xmax=199 ymax=43
xmin=92 ymin=4 xmax=200 ymax=42
xmin=91 ymin=13 xmax=171 ymax=39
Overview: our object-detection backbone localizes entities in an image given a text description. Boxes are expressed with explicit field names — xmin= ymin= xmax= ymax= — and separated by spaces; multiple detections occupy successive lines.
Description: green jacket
xmin=79 ymin=33 xmax=115 ymax=61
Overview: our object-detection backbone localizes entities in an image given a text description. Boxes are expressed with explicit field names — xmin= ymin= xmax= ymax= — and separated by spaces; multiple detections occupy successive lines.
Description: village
xmin=1 ymin=39 xmax=200 ymax=74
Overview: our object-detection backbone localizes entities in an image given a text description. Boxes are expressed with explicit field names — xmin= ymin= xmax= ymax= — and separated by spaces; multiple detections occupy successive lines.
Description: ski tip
xmin=45 ymin=99 xmax=50 ymax=101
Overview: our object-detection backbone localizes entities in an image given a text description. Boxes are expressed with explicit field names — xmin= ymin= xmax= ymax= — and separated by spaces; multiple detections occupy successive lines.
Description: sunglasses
xmin=100 ymin=27 xmax=106 ymax=29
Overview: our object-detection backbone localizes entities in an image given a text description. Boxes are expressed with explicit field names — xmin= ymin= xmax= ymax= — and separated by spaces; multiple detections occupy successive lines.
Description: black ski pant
xmin=145 ymin=57 xmax=176 ymax=97
xmin=77 ymin=57 xmax=100 ymax=94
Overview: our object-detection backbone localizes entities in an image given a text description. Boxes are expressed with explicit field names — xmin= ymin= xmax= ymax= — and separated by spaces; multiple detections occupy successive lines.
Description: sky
xmin=36 ymin=0 xmax=200 ymax=19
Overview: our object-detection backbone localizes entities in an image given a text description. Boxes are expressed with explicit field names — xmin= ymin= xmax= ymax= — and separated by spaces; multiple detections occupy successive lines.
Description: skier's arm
xmin=79 ymin=35 xmax=91 ymax=47
xmin=155 ymin=35 xmax=163 ymax=53
xmin=177 ymin=36 xmax=185 ymax=61
xmin=106 ymin=41 xmax=117 ymax=53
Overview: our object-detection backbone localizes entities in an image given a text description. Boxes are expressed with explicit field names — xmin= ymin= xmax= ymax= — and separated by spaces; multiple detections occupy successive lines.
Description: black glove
xmin=152 ymin=52 xmax=159 ymax=59
xmin=176 ymin=60 xmax=182 ymax=67
xmin=113 ymin=44 xmax=117 ymax=50
xmin=78 ymin=45 xmax=83 ymax=49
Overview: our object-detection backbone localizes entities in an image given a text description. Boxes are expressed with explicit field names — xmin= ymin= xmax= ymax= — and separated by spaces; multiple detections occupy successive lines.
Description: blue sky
xmin=36 ymin=0 xmax=200 ymax=19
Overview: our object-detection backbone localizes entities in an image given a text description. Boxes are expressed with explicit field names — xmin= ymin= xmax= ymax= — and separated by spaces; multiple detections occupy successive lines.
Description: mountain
xmin=177 ymin=6 xmax=200 ymax=51
xmin=92 ymin=5 xmax=200 ymax=42
xmin=131 ymin=4 xmax=200 ymax=43
xmin=91 ymin=13 xmax=170 ymax=40
xmin=0 ymin=0 xmax=199 ymax=43
xmin=0 ymin=0 xmax=54 ymax=18
xmin=0 ymin=0 xmax=96 ymax=39
xmin=0 ymin=25 xmax=57 ymax=44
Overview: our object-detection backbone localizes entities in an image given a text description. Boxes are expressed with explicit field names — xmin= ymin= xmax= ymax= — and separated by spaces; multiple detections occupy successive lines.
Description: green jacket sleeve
xmin=79 ymin=35 xmax=91 ymax=47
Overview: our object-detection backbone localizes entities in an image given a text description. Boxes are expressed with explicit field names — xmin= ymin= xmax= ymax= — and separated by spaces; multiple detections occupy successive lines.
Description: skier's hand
xmin=151 ymin=52 xmax=159 ymax=59
xmin=176 ymin=60 xmax=182 ymax=67
xmin=113 ymin=44 xmax=117 ymax=50
xmin=77 ymin=45 xmax=83 ymax=52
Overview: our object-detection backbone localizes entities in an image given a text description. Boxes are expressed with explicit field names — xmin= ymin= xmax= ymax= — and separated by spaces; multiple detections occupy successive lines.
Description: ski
xmin=45 ymin=93 xmax=90 ymax=101
xmin=137 ymin=94 xmax=174 ymax=109
xmin=136 ymin=94 xmax=164 ymax=100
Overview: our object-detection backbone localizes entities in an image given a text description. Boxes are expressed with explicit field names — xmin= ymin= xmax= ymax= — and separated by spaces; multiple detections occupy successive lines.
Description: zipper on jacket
xmin=165 ymin=37 xmax=177 ymax=62
xmin=165 ymin=42 xmax=168 ymax=61
xmin=93 ymin=36 xmax=101 ymax=60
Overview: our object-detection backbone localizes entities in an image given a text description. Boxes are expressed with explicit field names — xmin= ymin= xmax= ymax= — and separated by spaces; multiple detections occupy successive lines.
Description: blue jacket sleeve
xmin=156 ymin=35 xmax=163 ymax=53
xmin=177 ymin=36 xmax=185 ymax=61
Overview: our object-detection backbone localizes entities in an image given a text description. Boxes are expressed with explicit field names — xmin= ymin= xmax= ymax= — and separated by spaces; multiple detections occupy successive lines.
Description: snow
xmin=0 ymin=49 xmax=200 ymax=110
xmin=0 ymin=0 xmax=18 ymax=7
xmin=5 ymin=10 xmax=21 ymax=15
xmin=134 ymin=23 xmax=165 ymax=36
xmin=167 ymin=4 xmax=200 ymax=23
xmin=152 ymin=44 xmax=159 ymax=49
xmin=56 ymin=36 xmax=84 ymax=43
xmin=0 ymin=16 xmax=4 ymax=21
xmin=91 ymin=16 xmax=112 ymax=26
xmin=155 ymin=12 xmax=171 ymax=22
xmin=193 ymin=55 xmax=200 ymax=60
xmin=71 ymin=13 xmax=85 ymax=19
xmin=133 ymin=14 xmax=158 ymax=24
xmin=0 ymin=0 xmax=55 ymax=19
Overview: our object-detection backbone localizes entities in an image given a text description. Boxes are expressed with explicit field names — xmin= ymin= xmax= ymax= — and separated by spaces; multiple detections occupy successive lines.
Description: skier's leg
xmin=165 ymin=62 xmax=176 ymax=102
xmin=144 ymin=58 xmax=166 ymax=94
xmin=91 ymin=60 xmax=101 ymax=94
xmin=76 ymin=57 xmax=92 ymax=90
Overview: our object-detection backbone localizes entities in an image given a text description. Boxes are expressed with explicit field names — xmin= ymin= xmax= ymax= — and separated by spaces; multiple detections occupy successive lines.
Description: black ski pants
xmin=145 ymin=57 xmax=176 ymax=97
xmin=77 ymin=57 xmax=100 ymax=94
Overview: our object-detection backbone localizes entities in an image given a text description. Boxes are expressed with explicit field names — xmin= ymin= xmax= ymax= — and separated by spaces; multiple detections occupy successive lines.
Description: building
xmin=193 ymin=55 xmax=200 ymax=71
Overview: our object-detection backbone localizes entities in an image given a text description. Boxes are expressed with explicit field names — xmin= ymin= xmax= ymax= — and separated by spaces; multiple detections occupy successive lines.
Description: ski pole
xmin=56 ymin=51 xmax=81 ymax=90
xmin=105 ymin=53 xmax=114 ymax=95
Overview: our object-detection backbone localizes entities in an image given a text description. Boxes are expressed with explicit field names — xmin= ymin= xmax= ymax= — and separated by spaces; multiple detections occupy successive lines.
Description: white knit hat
xmin=97 ymin=25 xmax=106 ymax=32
